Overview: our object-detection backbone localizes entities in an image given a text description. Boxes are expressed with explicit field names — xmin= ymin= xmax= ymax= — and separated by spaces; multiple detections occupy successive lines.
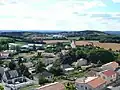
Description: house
xmin=23 ymin=62 xmax=34 ymax=68
xmin=53 ymin=35 xmax=65 ymax=38
xmin=61 ymin=50 xmax=69 ymax=55
xmin=74 ymin=58 xmax=87 ymax=68
xmin=20 ymin=45 xmax=30 ymax=52
xmin=3 ymin=50 xmax=17 ymax=55
xmin=41 ymin=71 xmax=54 ymax=81
xmin=28 ymin=67 xmax=36 ymax=74
xmin=107 ymin=86 xmax=120 ymax=90
xmin=65 ymin=45 xmax=70 ymax=49
xmin=61 ymin=64 xmax=74 ymax=72
xmin=9 ymin=43 xmax=20 ymax=50
xmin=115 ymin=67 xmax=120 ymax=78
xmin=3 ymin=70 xmax=34 ymax=89
xmin=0 ymin=52 xmax=9 ymax=59
xmin=75 ymin=76 xmax=106 ymax=90
xmin=37 ymin=82 xmax=65 ymax=90
xmin=46 ymin=64 xmax=53 ymax=71
xmin=41 ymin=58 xmax=56 ymax=66
xmin=3 ymin=70 xmax=23 ymax=83
xmin=101 ymin=62 xmax=119 ymax=71
xmin=98 ymin=70 xmax=117 ymax=84
xmin=70 ymin=40 xmax=76 ymax=48
xmin=28 ymin=44 xmax=44 ymax=50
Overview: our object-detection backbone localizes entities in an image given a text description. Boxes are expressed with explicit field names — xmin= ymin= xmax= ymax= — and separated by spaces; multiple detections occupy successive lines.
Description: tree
xmin=8 ymin=61 xmax=16 ymax=70
xmin=37 ymin=52 xmax=42 ymax=58
xmin=65 ymin=83 xmax=76 ymax=90
xmin=50 ymin=59 xmax=63 ymax=76
xmin=16 ymin=45 xmax=20 ymax=52
xmin=0 ymin=60 xmax=4 ymax=66
xmin=18 ymin=56 xmax=24 ymax=65
xmin=35 ymin=60 xmax=45 ymax=73
xmin=87 ymin=49 xmax=115 ymax=64
xmin=0 ymin=85 xmax=4 ymax=90
xmin=38 ymin=76 xmax=48 ymax=85
xmin=60 ymin=49 xmax=77 ymax=64
xmin=75 ymin=50 xmax=86 ymax=59
xmin=33 ymin=44 xmax=36 ymax=51
xmin=18 ymin=64 xmax=32 ymax=79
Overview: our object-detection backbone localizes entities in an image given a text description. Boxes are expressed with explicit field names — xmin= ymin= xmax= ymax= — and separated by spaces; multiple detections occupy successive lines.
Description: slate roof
xmin=5 ymin=70 xmax=22 ymax=79
xmin=61 ymin=64 xmax=72 ymax=69
xmin=41 ymin=71 xmax=53 ymax=77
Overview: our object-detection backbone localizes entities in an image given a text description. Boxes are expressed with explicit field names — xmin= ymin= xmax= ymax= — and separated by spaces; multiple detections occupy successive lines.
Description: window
xmin=85 ymin=87 xmax=87 ymax=90
xmin=110 ymin=79 xmax=113 ymax=82
xmin=103 ymin=76 xmax=105 ymax=79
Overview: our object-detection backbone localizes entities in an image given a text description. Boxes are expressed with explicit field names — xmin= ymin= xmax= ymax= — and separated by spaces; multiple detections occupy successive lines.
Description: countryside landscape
xmin=0 ymin=30 xmax=120 ymax=90
xmin=1 ymin=0 xmax=120 ymax=90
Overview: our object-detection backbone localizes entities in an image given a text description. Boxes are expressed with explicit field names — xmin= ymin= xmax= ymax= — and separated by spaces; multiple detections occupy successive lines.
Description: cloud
xmin=1 ymin=0 xmax=120 ymax=31
xmin=90 ymin=14 xmax=112 ymax=18
xmin=112 ymin=0 xmax=120 ymax=3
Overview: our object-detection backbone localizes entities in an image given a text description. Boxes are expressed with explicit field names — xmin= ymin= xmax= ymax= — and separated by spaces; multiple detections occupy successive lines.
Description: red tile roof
xmin=37 ymin=82 xmax=65 ymax=90
xmin=103 ymin=62 xmax=119 ymax=70
xmin=103 ymin=70 xmax=116 ymax=77
xmin=87 ymin=77 xmax=106 ymax=89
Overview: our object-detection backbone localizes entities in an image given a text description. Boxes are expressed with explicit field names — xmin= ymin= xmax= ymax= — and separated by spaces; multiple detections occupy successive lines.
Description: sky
xmin=0 ymin=0 xmax=120 ymax=31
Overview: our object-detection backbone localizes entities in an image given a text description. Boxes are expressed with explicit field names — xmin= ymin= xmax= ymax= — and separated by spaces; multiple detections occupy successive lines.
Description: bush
xmin=0 ymin=85 xmax=4 ymax=90
xmin=38 ymin=76 xmax=49 ymax=85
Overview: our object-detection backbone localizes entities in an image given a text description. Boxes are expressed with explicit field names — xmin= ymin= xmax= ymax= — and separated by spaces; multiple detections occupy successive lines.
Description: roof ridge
xmin=86 ymin=76 xmax=98 ymax=83
xmin=38 ymin=82 xmax=59 ymax=89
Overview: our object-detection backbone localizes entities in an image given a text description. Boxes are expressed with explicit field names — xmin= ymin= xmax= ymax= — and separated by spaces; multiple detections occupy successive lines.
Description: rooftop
xmin=41 ymin=71 xmax=53 ymax=77
xmin=88 ymin=77 xmax=106 ymax=88
xmin=37 ymin=82 xmax=65 ymax=90
xmin=75 ymin=76 xmax=97 ymax=83
xmin=102 ymin=62 xmax=119 ymax=70
xmin=103 ymin=70 xmax=116 ymax=77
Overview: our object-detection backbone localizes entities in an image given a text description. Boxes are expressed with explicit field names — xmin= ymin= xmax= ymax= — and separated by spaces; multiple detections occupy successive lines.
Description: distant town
xmin=0 ymin=30 xmax=120 ymax=90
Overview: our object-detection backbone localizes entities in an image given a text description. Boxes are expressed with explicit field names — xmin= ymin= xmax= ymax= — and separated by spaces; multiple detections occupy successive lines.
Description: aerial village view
xmin=0 ymin=0 xmax=120 ymax=90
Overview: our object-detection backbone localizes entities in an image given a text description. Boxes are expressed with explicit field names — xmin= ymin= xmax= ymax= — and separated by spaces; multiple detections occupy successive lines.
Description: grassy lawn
xmin=67 ymin=37 xmax=80 ymax=40
xmin=0 ymin=37 xmax=11 ymax=40
xmin=55 ymin=70 xmax=85 ymax=82
xmin=13 ymin=51 xmax=37 ymax=58
xmin=20 ymin=84 xmax=40 ymax=90
xmin=15 ymin=41 xmax=26 ymax=46
xmin=67 ymin=70 xmax=85 ymax=78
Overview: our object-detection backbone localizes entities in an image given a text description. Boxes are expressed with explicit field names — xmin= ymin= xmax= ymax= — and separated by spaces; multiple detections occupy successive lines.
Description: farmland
xmin=44 ymin=40 xmax=70 ymax=44
xmin=76 ymin=41 xmax=120 ymax=51
xmin=43 ymin=40 xmax=120 ymax=51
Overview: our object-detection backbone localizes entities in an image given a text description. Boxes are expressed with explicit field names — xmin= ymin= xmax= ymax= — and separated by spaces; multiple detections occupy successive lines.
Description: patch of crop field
xmin=76 ymin=41 xmax=120 ymax=51
xmin=67 ymin=37 xmax=80 ymax=40
xmin=44 ymin=40 xmax=70 ymax=44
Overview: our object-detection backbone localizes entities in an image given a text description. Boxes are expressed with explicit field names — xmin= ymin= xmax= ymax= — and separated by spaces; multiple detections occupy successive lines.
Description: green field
xmin=15 ymin=41 xmax=26 ymax=46
xmin=67 ymin=37 xmax=80 ymax=40
xmin=0 ymin=37 xmax=11 ymax=40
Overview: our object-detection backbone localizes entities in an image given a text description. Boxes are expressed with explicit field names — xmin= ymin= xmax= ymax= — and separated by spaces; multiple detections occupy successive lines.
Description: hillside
xmin=0 ymin=30 xmax=118 ymax=42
